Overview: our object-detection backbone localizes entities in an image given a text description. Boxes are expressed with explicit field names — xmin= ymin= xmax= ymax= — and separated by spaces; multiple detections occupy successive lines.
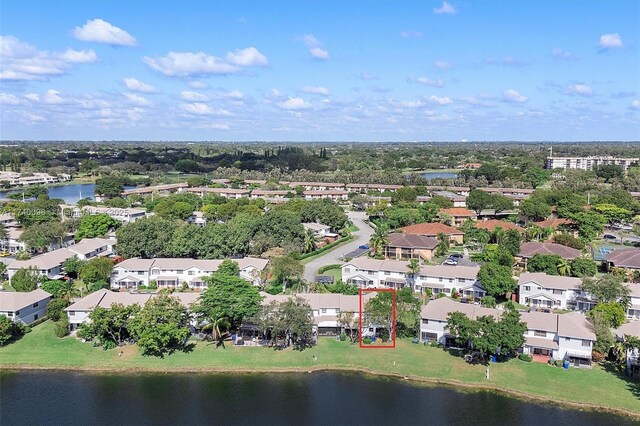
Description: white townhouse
xmin=110 ymin=257 xmax=269 ymax=290
xmin=6 ymin=238 xmax=115 ymax=280
xmin=122 ymin=183 xmax=188 ymax=197
xmin=414 ymin=265 xmax=485 ymax=299
xmin=186 ymin=187 xmax=250 ymax=199
xmin=430 ymin=190 xmax=467 ymax=208
xmin=250 ymin=189 xmax=291 ymax=202
xmin=628 ymin=284 xmax=640 ymax=320
xmin=341 ymin=258 xmax=411 ymax=290
xmin=518 ymin=273 xmax=593 ymax=311
xmin=65 ymin=288 xmax=200 ymax=330
xmin=303 ymin=190 xmax=349 ymax=201
xmin=1 ymin=227 xmax=26 ymax=254
xmin=302 ymin=222 xmax=335 ymax=237
xmin=82 ymin=206 xmax=147 ymax=223
xmin=614 ymin=321 xmax=640 ymax=377
xmin=419 ymin=298 xmax=596 ymax=367
xmin=0 ymin=289 xmax=52 ymax=325
xmin=289 ymin=182 xmax=346 ymax=191
xmin=187 ymin=211 xmax=207 ymax=227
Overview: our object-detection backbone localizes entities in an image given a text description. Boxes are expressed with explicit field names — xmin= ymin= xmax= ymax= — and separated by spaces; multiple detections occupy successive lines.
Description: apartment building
xmin=545 ymin=155 xmax=639 ymax=171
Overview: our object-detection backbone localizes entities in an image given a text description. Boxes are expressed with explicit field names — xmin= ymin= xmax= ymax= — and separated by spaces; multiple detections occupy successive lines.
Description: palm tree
xmin=435 ymin=233 xmax=450 ymax=257
xmin=492 ymin=227 xmax=506 ymax=245
xmin=476 ymin=229 xmax=490 ymax=249
xmin=525 ymin=224 xmax=543 ymax=242
xmin=202 ymin=315 xmax=231 ymax=348
xmin=557 ymin=258 xmax=571 ymax=276
xmin=407 ymin=258 xmax=420 ymax=286
xmin=303 ymin=229 xmax=317 ymax=253
xmin=369 ymin=224 xmax=389 ymax=257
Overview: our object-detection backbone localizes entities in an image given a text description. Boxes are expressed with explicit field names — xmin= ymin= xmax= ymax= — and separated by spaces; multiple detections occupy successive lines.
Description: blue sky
xmin=1 ymin=0 xmax=639 ymax=141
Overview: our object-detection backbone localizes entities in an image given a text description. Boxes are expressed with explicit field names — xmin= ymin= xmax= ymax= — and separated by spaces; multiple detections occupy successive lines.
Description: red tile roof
xmin=475 ymin=219 xmax=521 ymax=232
xmin=535 ymin=218 xmax=572 ymax=229
xmin=401 ymin=222 xmax=463 ymax=236
xmin=439 ymin=208 xmax=476 ymax=217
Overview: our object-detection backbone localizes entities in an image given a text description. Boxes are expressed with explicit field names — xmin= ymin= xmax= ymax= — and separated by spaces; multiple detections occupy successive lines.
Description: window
xmin=33 ymin=302 xmax=39 ymax=308
xmin=15 ymin=310 xmax=20 ymax=315
xmin=336 ymin=308 xmax=340 ymax=313
xmin=553 ymin=289 xmax=563 ymax=295
xmin=565 ymin=337 xmax=571 ymax=341
xmin=523 ymin=286 xmax=530 ymax=291
xmin=188 ymin=271 xmax=194 ymax=276
xmin=69 ymin=311 xmax=75 ymax=316
xmin=34 ymin=314 xmax=38 ymax=321
xmin=439 ymin=277 xmax=443 ymax=282
xmin=449 ymin=278 xmax=453 ymax=283
xmin=582 ymin=340 xmax=591 ymax=347
xmin=176 ymin=270 xmax=183 ymax=274
xmin=321 ymin=308 xmax=327 ymax=314
xmin=422 ymin=319 xmax=429 ymax=324
xmin=534 ymin=330 xmax=546 ymax=337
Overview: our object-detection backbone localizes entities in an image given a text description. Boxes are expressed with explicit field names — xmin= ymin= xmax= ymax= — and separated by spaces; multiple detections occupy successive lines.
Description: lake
xmin=0 ymin=371 xmax=634 ymax=425
xmin=421 ymin=171 xmax=458 ymax=180
xmin=0 ymin=183 xmax=97 ymax=204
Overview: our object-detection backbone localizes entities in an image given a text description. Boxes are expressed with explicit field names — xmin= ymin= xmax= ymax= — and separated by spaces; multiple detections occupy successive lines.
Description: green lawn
xmin=322 ymin=267 xmax=342 ymax=282
xmin=1 ymin=321 xmax=639 ymax=415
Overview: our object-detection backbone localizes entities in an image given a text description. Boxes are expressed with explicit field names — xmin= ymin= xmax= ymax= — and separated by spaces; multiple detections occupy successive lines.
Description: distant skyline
xmin=1 ymin=0 xmax=639 ymax=141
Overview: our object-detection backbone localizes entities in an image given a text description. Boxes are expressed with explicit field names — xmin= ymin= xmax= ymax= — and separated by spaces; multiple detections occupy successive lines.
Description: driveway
xmin=303 ymin=211 xmax=373 ymax=283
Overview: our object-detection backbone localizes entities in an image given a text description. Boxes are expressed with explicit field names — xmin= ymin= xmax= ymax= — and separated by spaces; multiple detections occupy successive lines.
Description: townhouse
xmin=430 ymin=190 xmax=467 ymax=208
xmin=0 ymin=172 xmax=70 ymax=186
xmin=0 ymin=289 xmax=52 ymax=325
xmin=414 ymin=265 xmax=485 ymax=298
xmin=302 ymin=222 xmax=335 ymax=237
xmin=289 ymin=182 xmax=345 ymax=191
xmin=341 ymin=258 xmax=411 ymax=290
xmin=383 ymin=233 xmax=439 ymax=261
xmin=400 ymin=222 xmax=465 ymax=244
xmin=187 ymin=211 xmax=207 ymax=227
xmin=122 ymin=183 xmax=188 ymax=197
xmin=419 ymin=297 xmax=595 ymax=367
xmin=186 ymin=187 xmax=251 ymax=199
xmin=303 ymin=190 xmax=349 ymax=201
xmin=110 ymin=257 xmax=269 ymax=290
xmin=517 ymin=242 xmax=581 ymax=269
xmin=439 ymin=208 xmax=477 ymax=226
xmin=1 ymin=227 xmax=26 ymax=254
xmin=64 ymin=288 xmax=200 ymax=330
xmin=82 ymin=206 xmax=147 ymax=223
xmin=614 ymin=321 xmax=640 ymax=377
xmin=517 ymin=273 xmax=592 ymax=311
xmin=7 ymin=238 xmax=115 ymax=280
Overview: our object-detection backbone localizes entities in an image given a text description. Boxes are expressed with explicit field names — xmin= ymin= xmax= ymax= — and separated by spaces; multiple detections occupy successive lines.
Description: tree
xmin=588 ymin=309 xmax=615 ymax=356
xmin=477 ymin=263 xmax=516 ymax=298
xmin=570 ymin=211 xmax=606 ymax=241
xmin=592 ymin=203 xmax=632 ymax=224
xmin=524 ymin=167 xmax=550 ymax=188
xmin=369 ymin=224 xmax=389 ymax=257
xmin=79 ymin=303 xmax=141 ymax=349
xmin=364 ymin=292 xmax=395 ymax=342
xmin=594 ymin=164 xmax=623 ymax=182
xmin=570 ymin=257 xmax=597 ymax=278
xmin=527 ymin=254 xmax=561 ymax=275
xmin=274 ymin=296 xmax=315 ymax=349
xmin=495 ymin=307 xmax=527 ymax=355
xmin=196 ymin=274 xmax=262 ymax=330
xmin=395 ymin=287 xmax=421 ymax=338
xmin=581 ymin=275 xmax=630 ymax=305
xmin=434 ymin=232 xmax=450 ymax=257
xmin=129 ymin=294 xmax=190 ymax=357
xmin=47 ymin=298 xmax=70 ymax=322
xmin=63 ymin=257 xmax=86 ymax=279
xmin=303 ymin=229 xmax=317 ymax=253
xmin=80 ymin=257 xmax=114 ymax=286
xmin=270 ymin=255 xmax=304 ymax=292
xmin=466 ymin=189 xmax=493 ymax=214
xmin=490 ymin=194 xmax=514 ymax=214
xmin=588 ymin=302 xmax=626 ymax=328
xmin=175 ymin=159 xmax=200 ymax=173
xmin=337 ymin=311 xmax=359 ymax=343
xmin=503 ymin=230 xmax=521 ymax=256
xmin=10 ymin=268 xmax=39 ymax=292
xmin=391 ymin=187 xmax=417 ymax=204
xmin=75 ymin=214 xmax=119 ymax=240
xmin=216 ymin=259 xmax=240 ymax=276
xmin=552 ymin=233 xmax=585 ymax=250
xmin=116 ymin=216 xmax=175 ymax=258
xmin=557 ymin=258 xmax=572 ymax=276
xmin=40 ymin=279 xmax=73 ymax=299
xmin=418 ymin=202 xmax=439 ymax=222
xmin=445 ymin=311 xmax=477 ymax=347
xmin=153 ymin=200 xmax=195 ymax=221
xmin=19 ymin=221 xmax=67 ymax=252
xmin=0 ymin=314 xmax=25 ymax=345
xmin=520 ymin=198 xmax=551 ymax=221
xmin=94 ymin=176 xmax=124 ymax=198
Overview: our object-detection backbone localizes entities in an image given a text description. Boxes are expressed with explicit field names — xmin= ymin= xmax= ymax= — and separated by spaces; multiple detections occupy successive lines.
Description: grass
xmin=321 ymin=267 xmax=342 ymax=282
xmin=1 ymin=321 xmax=639 ymax=415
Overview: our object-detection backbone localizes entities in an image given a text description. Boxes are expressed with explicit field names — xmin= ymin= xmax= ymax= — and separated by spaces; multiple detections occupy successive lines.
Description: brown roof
xmin=615 ymin=321 xmax=640 ymax=339
xmin=475 ymin=220 xmax=521 ymax=232
xmin=344 ymin=258 xmax=409 ymax=274
xmin=386 ymin=233 xmax=439 ymax=250
xmin=557 ymin=312 xmax=596 ymax=340
xmin=439 ymin=208 xmax=476 ymax=217
xmin=518 ymin=273 xmax=582 ymax=290
xmin=518 ymin=242 xmax=581 ymax=260
xmin=420 ymin=297 xmax=499 ymax=322
xmin=401 ymin=222 xmax=463 ymax=236
xmin=606 ymin=248 xmax=640 ymax=269
xmin=0 ymin=289 xmax=51 ymax=311
xmin=535 ymin=218 xmax=572 ymax=229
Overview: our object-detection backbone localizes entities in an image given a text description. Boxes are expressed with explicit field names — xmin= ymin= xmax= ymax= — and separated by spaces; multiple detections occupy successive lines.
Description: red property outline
xmin=358 ymin=288 xmax=396 ymax=349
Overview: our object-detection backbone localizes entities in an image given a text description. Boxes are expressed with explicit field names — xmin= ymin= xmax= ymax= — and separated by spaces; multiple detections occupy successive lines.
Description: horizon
xmin=1 ymin=0 xmax=639 ymax=141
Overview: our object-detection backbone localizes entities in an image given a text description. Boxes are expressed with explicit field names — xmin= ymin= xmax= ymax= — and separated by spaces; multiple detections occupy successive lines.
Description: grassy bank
xmin=1 ymin=321 xmax=639 ymax=416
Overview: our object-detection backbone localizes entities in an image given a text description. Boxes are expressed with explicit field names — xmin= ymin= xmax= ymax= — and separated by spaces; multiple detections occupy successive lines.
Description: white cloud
xmin=433 ymin=1 xmax=457 ymax=15
xmin=72 ymin=19 xmax=137 ymax=46
xmin=225 ymin=47 xmax=268 ymax=66
xmin=566 ymin=84 xmax=593 ymax=97
xmin=502 ymin=89 xmax=528 ymax=103
xmin=0 ymin=35 xmax=97 ymax=81
xmin=434 ymin=60 xmax=452 ymax=70
xmin=25 ymin=93 xmax=40 ymax=102
xmin=630 ymin=100 xmax=640 ymax=110
xmin=301 ymin=34 xmax=330 ymax=60
xmin=42 ymin=89 xmax=66 ymax=104
xmin=123 ymin=93 xmax=151 ymax=106
xmin=180 ymin=91 xmax=209 ymax=101
xmin=400 ymin=31 xmax=423 ymax=38
xmin=427 ymin=95 xmax=453 ymax=105
xmin=551 ymin=48 xmax=578 ymax=61
xmin=124 ymin=77 xmax=159 ymax=93
xmin=144 ymin=47 xmax=268 ymax=77
xmin=598 ymin=33 xmax=623 ymax=49
xmin=180 ymin=102 xmax=231 ymax=116
xmin=408 ymin=76 xmax=445 ymax=87
xmin=277 ymin=97 xmax=312 ymax=110
xmin=187 ymin=81 xmax=209 ymax=89
xmin=301 ymin=86 xmax=330 ymax=96
xmin=0 ymin=92 xmax=20 ymax=105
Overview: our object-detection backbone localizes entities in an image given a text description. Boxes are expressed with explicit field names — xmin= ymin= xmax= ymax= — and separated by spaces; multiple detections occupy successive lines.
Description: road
xmin=303 ymin=211 xmax=374 ymax=283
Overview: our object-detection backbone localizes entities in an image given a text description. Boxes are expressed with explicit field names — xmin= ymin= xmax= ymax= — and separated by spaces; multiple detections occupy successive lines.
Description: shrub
xmin=47 ymin=298 xmax=70 ymax=322
xmin=591 ymin=351 xmax=605 ymax=363
xmin=148 ymin=280 xmax=158 ymax=289
xmin=554 ymin=359 xmax=564 ymax=367
xmin=518 ymin=353 xmax=532 ymax=362
xmin=265 ymin=284 xmax=282 ymax=295
xmin=436 ymin=292 xmax=446 ymax=299
xmin=429 ymin=340 xmax=439 ymax=347
xmin=379 ymin=329 xmax=390 ymax=342
xmin=480 ymin=296 xmax=496 ymax=308
xmin=319 ymin=264 xmax=342 ymax=274
xmin=363 ymin=336 xmax=372 ymax=344
xmin=54 ymin=318 xmax=69 ymax=338
xmin=339 ymin=333 xmax=347 ymax=341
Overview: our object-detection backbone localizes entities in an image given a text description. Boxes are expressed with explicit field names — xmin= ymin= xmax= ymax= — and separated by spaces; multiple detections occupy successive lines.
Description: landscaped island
xmin=1 ymin=321 xmax=639 ymax=418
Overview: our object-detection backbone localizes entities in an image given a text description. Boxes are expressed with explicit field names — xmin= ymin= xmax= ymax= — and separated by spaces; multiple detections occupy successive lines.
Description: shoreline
xmin=3 ymin=363 xmax=639 ymax=419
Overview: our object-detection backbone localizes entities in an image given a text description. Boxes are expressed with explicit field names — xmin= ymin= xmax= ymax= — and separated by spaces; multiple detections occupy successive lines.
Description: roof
xmin=606 ymin=248 xmax=640 ymax=269
xmin=68 ymin=238 xmax=113 ymax=256
xmin=535 ymin=218 xmax=572 ymax=229
xmin=400 ymin=222 xmax=464 ymax=236
xmin=386 ymin=233 xmax=439 ymax=250
xmin=343 ymin=257 xmax=409 ymax=274
xmin=65 ymin=289 xmax=199 ymax=312
xmin=420 ymin=297 xmax=499 ymax=322
xmin=518 ymin=272 xmax=582 ymax=291
xmin=439 ymin=208 xmax=476 ymax=217
xmin=113 ymin=257 xmax=269 ymax=273
xmin=260 ymin=292 xmax=371 ymax=313
xmin=524 ymin=336 xmax=559 ymax=350
xmin=303 ymin=190 xmax=349 ymax=195
xmin=518 ymin=242 xmax=581 ymax=260
xmin=615 ymin=321 xmax=640 ymax=339
xmin=475 ymin=220 xmax=521 ymax=232
xmin=302 ymin=222 xmax=331 ymax=231
xmin=521 ymin=311 xmax=558 ymax=332
xmin=0 ymin=289 xmax=51 ymax=312
xmin=557 ymin=312 xmax=596 ymax=340
xmin=418 ymin=265 xmax=479 ymax=280
xmin=8 ymin=248 xmax=76 ymax=271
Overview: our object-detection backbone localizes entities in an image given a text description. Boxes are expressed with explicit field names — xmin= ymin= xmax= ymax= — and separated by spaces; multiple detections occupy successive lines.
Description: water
xmin=0 ymin=371 xmax=634 ymax=425
xmin=421 ymin=171 xmax=458 ymax=180
xmin=0 ymin=183 xmax=96 ymax=203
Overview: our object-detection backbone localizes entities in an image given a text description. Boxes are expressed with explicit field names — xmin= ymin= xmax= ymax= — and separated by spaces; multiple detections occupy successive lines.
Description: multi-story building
xmin=545 ymin=155 xmax=639 ymax=171
xmin=110 ymin=257 xmax=269 ymax=290
xmin=383 ymin=233 xmax=439 ymax=261
xmin=0 ymin=289 xmax=52 ymax=325
xmin=414 ymin=265 xmax=485 ymax=299
xmin=341 ymin=258 xmax=411 ymax=289
xmin=517 ymin=273 xmax=593 ymax=311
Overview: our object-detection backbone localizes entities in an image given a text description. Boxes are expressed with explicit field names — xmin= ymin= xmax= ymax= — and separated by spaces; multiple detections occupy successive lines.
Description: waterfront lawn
xmin=1 ymin=321 xmax=639 ymax=414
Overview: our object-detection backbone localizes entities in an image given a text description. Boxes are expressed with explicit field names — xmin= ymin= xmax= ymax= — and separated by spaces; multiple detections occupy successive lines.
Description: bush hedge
xmin=318 ymin=264 xmax=342 ymax=274
xmin=518 ymin=353 xmax=533 ymax=362
xmin=297 ymin=236 xmax=353 ymax=260
xmin=363 ymin=336 xmax=372 ymax=344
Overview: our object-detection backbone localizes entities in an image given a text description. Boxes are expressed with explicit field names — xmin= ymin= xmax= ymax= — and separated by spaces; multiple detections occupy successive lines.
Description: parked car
xmin=358 ymin=244 xmax=369 ymax=250
xmin=443 ymin=258 xmax=458 ymax=265
xmin=0 ymin=251 xmax=9 ymax=257
xmin=449 ymin=253 xmax=463 ymax=259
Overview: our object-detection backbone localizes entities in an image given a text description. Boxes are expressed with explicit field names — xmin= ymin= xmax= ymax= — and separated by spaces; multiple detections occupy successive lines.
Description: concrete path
xmin=303 ymin=211 xmax=373 ymax=283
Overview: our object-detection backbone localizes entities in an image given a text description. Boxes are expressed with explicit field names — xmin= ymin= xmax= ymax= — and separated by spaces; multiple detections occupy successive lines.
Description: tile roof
xmin=8 ymin=248 xmax=76 ymax=270
xmin=475 ymin=220 xmax=521 ymax=232
xmin=615 ymin=321 xmax=640 ymax=339
xmin=557 ymin=312 xmax=596 ymax=340
xmin=400 ymin=222 xmax=464 ymax=236
xmin=418 ymin=265 xmax=480 ymax=280
xmin=0 ymin=289 xmax=51 ymax=312
xmin=344 ymin=257 xmax=409 ymax=273
xmin=606 ymin=248 xmax=640 ymax=269
xmin=439 ymin=208 xmax=476 ymax=217
xmin=518 ymin=242 xmax=581 ymax=260
xmin=65 ymin=289 xmax=199 ymax=312
xmin=518 ymin=273 xmax=582 ymax=290
xmin=386 ymin=233 xmax=439 ymax=250
xmin=535 ymin=218 xmax=572 ymax=229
